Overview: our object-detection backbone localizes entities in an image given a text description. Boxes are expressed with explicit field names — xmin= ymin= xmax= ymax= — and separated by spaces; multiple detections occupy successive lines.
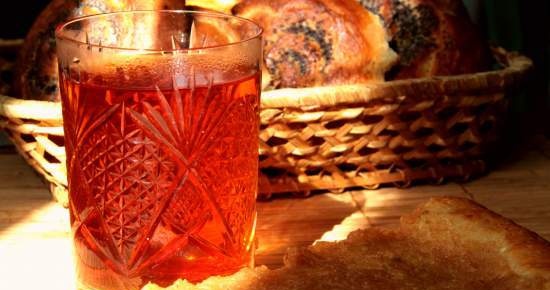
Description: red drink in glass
xmin=56 ymin=11 xmax=262 ymax=290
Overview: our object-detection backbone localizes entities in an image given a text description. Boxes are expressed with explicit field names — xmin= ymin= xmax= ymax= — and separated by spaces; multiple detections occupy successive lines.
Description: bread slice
xmin=143 ymin=197 xmax=550 ymax=290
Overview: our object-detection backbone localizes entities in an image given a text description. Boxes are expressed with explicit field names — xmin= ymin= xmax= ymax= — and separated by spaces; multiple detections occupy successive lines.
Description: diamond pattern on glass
xmin=63 ymin=71 xmax=259 ymax=287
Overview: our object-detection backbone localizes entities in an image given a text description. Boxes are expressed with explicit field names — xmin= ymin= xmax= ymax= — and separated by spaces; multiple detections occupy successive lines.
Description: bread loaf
xmin=15 ymin=0 xmax=492 ymax=100
xmin=360 ymin=0 xmax=491 ymax=79
xmin=233 ymin=0 xmax=397 ymax=89
xmin=14 ymin=0 xmax=186 ymax=102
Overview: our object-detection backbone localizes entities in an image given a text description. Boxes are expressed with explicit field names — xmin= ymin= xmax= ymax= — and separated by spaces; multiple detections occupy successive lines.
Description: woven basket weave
xmin=0 ymin=40 xmax=532 ymax=205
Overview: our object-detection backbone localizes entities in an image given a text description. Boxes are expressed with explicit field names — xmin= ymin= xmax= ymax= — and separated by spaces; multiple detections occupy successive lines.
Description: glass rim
xmin=55 ymin=9 xmax=263 ymax=53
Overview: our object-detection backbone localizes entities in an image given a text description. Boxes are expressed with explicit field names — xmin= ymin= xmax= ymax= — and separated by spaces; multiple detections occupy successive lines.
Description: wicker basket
xmin=0 ymin=41 xmax=532 ymax=205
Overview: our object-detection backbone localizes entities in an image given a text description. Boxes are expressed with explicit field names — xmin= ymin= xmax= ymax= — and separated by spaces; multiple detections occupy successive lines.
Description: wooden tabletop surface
xmin=0 ymin=135 xmax=549 ymax=290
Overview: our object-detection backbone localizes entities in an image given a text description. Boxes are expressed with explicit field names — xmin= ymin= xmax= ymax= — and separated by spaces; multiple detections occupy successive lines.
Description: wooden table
xmin=1 ymin=135 xmax=549 ymax=290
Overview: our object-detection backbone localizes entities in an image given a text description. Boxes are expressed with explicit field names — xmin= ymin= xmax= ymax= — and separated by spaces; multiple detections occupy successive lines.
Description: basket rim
xmin=0 ymin=47 xmax=532 ymax=121
xmin=261 ymin=47 xmax=533 ymax=109
xmin=0 ymin=95 xmax=62 ymax=121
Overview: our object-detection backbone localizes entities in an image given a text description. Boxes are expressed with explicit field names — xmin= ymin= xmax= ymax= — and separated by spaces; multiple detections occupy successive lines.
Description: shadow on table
xmin=255 ymin=192 xmax=365 ymax=268
xmin=489 ymin=126 xmax=550 ymax=173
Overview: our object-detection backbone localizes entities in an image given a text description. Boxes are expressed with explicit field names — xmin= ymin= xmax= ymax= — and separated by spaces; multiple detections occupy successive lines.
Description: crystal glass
xmin=55 ymin=10 xmax=262 ymax=290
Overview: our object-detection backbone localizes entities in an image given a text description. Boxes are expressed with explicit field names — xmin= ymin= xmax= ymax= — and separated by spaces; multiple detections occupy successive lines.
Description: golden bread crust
xmin=402 ymin=197 xmax=550 ymax=283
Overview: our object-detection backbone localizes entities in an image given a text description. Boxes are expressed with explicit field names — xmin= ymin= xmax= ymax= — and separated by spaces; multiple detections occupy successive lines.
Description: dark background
xmin=0 ymin=0 xmax=548 ymax=141
xmin=473 ymin=0 xmax=549 ymax=139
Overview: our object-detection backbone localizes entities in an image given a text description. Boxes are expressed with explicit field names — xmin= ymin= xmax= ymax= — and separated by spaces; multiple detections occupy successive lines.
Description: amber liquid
xmin=60 ymin=71 xmax=260 ymax=290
